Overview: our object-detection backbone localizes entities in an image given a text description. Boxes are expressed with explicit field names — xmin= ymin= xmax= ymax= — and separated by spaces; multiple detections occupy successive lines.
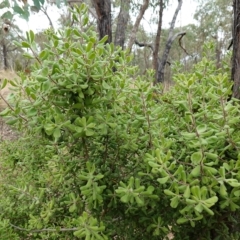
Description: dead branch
xmin=178 ymin=32 xmax=190 ymax=55
xmin=134 ymin=40 xmax=154 ymax=51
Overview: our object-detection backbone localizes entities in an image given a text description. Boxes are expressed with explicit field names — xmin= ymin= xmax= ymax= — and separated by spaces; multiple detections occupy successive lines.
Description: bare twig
xmin=10 ymin=223 xmax=78 ymax=233
xmin=40 ymin=6 xmax=54 ymax=29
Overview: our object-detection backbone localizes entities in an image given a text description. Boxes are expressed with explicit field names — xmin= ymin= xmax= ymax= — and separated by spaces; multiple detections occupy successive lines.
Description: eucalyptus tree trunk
xmin=114 ymin=0 xmax=130 ymax=49
xmin=231 ymin=0 xmax=240 ymax=99
xmin=157 ymin=0 xmax=183 ymax=83
xmin=91 ymin=0 xmax=112 ymax=43
xmin=153 ymin=0 xmax=164 ymax=82
xmin=127 ymin=0 xmax=149 ymax=52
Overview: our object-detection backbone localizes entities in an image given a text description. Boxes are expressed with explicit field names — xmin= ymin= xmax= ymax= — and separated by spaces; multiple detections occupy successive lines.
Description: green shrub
xmin=0 ymin=5 xmax=240 ymax=240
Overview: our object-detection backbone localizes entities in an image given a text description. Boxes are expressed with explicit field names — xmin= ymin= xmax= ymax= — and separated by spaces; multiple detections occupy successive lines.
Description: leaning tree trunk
xmin=157 ymin=0 xmax=183 ymax=83
xmin=127 ymin=0 xmax=149 ymax=52
xmin=231 ymin=0 xmax=240 ymax=99
xmin=92 ymin=0 xmax=112 ymax=43
xmin=114 ymin=0 xmax=130 ymax=49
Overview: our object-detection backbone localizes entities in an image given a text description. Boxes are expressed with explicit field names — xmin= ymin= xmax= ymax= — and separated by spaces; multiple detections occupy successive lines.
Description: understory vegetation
xmin=0 ymin=5 xmax=240 ymax=240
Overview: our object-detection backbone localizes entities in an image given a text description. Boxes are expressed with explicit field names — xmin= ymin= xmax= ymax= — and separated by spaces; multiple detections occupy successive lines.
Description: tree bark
xmin=127 ymin=0 xmax=149 ymax=52
xmin=114 ymin=0 xmax=130 ymax=49
xmin=231 ymin=0 xmax=240 ymax=99
xmin=157 ymin=0 xmax=183 ymax=83
xmin=92 ymin=0 xmax=112 ymax=43
xmin=153 ymin=0 xmax=164 ymax=82
xmin=2 ymin=39 xmax=8 ymax=70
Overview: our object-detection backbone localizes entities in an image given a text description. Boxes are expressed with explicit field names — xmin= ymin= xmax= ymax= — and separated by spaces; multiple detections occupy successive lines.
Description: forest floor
xmin=0 ymin=70 xmax=20 ymax=142
xmin=0 ymin=118 xmax=19 ymax=141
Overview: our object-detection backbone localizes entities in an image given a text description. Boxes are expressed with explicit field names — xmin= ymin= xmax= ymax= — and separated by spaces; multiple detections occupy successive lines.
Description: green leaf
xmin=29 ymin=30 xmax=35 ymax=43
xmin=157 ymin=176 xmax=169 ymax=184
xmin=202 ymin=204 xmax=214 ymax=216
xmin=177 ymin=218 xmax=188 ymax=224
xmin=225 ymin=179 xmax=240 ymax=187
xmin=197 ymin=124 xmax=207 ymax=133
xmin=53 ymin=128 xmax=61 ymax=141
xmin=13 ymin=40 xmax=22 ymax=47
xmin=6 ymin=118 xmax=18 ymax=125
xmin=85 ymin=129 xmax=94 ymax=136
xmin=32 ymin=0 xmax=41 ymax=10
xmin=1 ymin=79 xmax=8 ymax=89
xmin=191 ymin=186 xmax=201 ymax=199
xmin=135 ymin=196 xmax=144 ymax=206
xmin=164 ymin=189 xmax=175 ymax=196
xmin=69 ymin=204 xmax=77 ymax=213
xmin=191 ymin=152 xmax=202 ymax=165
xmin=0 ymin=108 xmax=11 ymax=116
xmin=0 ymin=0 xmax=10 ymax=8
xmin=102 ymin=81 xmax=111 ymax=89
xmin=183 ymin=185 xmax=190 ymax=199
xmin=233 ymin=190 xmax=240 ymax=197
xmin=194 ymin=203 xmax=203 ymax=213
xmin=203 ymin=196 xmax=218 ymax=208
xmin=83 ymin=15 xmax=89 ymax=26
xmin=205 ymin=152 xmax=218 ymax=160
xmin=13 ymin=4 xmax=25 ymax=15
xmin=219 ymin=183 xmax=228 ymax=197
xmin=22 ymin=41 xmax=31 ymax=48
xmin=39 ymin=50 xmax=49 ymax=60
xmin=120 ymin=194 xmax=130 ymax=203
xmin=99 ymin=35 xmax=108 ymax=44
xmin=181 ymin=132 xmax=196 ymax=140
xmin=42 ymin=81 xmax=51 ymax=92
xmin=1 ymin=11 xmax=13 ymax=20
xmin=203 ymin=166 xmax=218 ymax=175
xmin=170 ymin=196 xmax=179 ymax=208
xmin=190 ymin=165 xmax=201 ymax=177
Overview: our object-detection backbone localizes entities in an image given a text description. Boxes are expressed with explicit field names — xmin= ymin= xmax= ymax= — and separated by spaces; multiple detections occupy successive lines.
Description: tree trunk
xmin=231 ymin=0 xmax=240 ymax=99
xmin=157 ymin=0 xmax=183 ymax=83
xmin=2 ymin=39 xmax=8 ymax=70
xmin=92 ymin=0 xmax=112 ymax=43
xmin=127 ymin=0 xmax=149 ymax=52
xmin=153 ymin=0 xmax=164 ymax=83
xmin=114 ymin=0 xmax=130 ymax=49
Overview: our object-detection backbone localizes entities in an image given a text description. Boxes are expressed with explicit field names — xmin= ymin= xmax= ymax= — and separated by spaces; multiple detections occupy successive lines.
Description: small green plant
xmin=0 ymin=4 xmax=240 ymax=240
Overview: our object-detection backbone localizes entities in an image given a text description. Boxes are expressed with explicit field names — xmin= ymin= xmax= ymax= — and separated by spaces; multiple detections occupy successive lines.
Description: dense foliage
xmin=0 ymin=5 xmax=240 ymax=240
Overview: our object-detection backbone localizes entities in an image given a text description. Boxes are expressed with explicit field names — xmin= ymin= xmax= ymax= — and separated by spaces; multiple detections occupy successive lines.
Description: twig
xmin=10 ymin=223 xmax=78 ymax=233
xmin=0 ymin=91 xmax=28 ymax=122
